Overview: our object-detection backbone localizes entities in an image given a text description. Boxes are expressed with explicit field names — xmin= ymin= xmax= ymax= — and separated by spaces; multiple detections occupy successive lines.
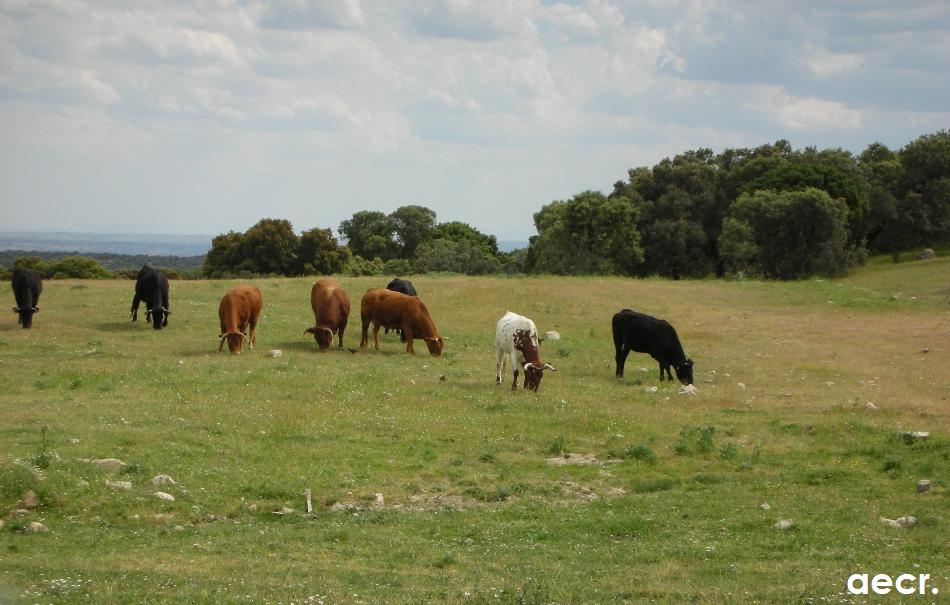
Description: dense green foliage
xmin=544 ymin=130 xmax=950 ymax=279
xmin=526 ymin=191 xmax=643 ymax=275
xmin=0 ymin=251 xmax=204 ymax=272
xmin=203 ymin=219 xmax=350 ymax=278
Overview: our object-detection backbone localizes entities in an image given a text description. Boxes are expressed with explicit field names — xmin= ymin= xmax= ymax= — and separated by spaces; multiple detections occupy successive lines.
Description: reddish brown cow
xmin=359 ymin=288 xmax=444 ymax=356
xmin=218 ymin=285 xmax=263 ymax=354
xmin=304 ymin=278 xmax=350 ymax=351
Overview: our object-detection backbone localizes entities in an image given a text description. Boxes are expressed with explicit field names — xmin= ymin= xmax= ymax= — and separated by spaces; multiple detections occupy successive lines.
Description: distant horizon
xmin=0 ymin=231 xmax=529 ymax=256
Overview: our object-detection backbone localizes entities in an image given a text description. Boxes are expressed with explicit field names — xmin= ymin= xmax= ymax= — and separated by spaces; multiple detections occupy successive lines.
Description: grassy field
xmin=1 ymin=256 xmax=948 ymax=604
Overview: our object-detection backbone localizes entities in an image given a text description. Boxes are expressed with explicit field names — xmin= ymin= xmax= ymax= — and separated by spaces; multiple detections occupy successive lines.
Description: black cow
xmin=385 ymin=278 xmax=417 ymax=341
xmin=612 ymin=308 xmax=694 ymax=385
xmin=11 ymin=267 xmax=43 ymax=329
xmin=386 ymin=277 xmax=417 ymax=297
xmin=131 ymin=265 xmax=170 ymax=330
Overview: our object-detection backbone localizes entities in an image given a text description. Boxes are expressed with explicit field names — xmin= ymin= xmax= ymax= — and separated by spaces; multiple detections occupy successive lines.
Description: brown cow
xmin=304 ymin=278 xmax=350 ymax=351
xmin=359 ymin=288 xmax=444 ymax=356
xmin=218 ymin=284 xmax=263 ymax=354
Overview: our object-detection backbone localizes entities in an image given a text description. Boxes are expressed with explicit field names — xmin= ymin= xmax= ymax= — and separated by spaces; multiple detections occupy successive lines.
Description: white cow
xmin=495 ymin=311 xmax=556 ymax=391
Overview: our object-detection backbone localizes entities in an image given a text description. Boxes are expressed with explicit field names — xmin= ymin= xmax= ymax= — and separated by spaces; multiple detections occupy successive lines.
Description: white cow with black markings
xmin=494 ymin=311 xmax=556 ymax=392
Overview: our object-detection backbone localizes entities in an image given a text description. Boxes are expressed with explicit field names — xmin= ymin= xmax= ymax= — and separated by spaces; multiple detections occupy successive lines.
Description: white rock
xmin=897 ymin=516 xmax=917 ymax=528
xmin=106 ymin=480 xmax=132 ymax=491
xmin=881 ymin=516 xmax=916 ymax=529
xmin=89 ymin=458 xmax=127 ymax=473
xmin=151 ymin=474 xmax=177 ymax=486
xmin=272 ymin=506 xmax=294 ymax=515
xmin=174 ymin=525 xmax=185 ymax=531
xmin=678 ymin=384 xmax=699 ymax=395
xmin=68 ymin=438 xmax=80 ymax=444
xmin=28 ymin=521 xmax=48 ymax=533
xmin=759 ymin=503 xmax=770 ymax=511
xmin=127 ymin=514 xmax=141 ymax=521
xmin=917 ymin=479 xmax=931 ymax=493
xmin=373 ymin=493 xmax=385 ymax=507
xmin=737 ymin=382 xmax=746 ymax=389
xmin=266 ymin=349 xmax=282 ymax=358
xmin=773 ymin=519 xmax=794 ymax=530
xmin=153 ymin=491 xmax=175 ymax=502
xmin=865 ymin=402 xmax=877 ymax=410
xmin=637 ymin=367 xmax=649 ymax=373
xmin=643 ymin=386 xmax=658 ymax=393
xmin=544 ymin=331 xmax=561 ymax=341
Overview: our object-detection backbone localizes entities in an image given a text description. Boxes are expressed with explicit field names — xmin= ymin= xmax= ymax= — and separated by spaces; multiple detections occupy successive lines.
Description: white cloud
xmin=0 ymin=1 xmax=945 ymax=238
xmin=746 ymin=86 xmax=863 ymax=130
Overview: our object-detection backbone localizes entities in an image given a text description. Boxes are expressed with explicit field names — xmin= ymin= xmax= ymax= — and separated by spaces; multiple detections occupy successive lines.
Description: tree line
xmin=201 ymin=208 xmax=523 ymax=278
xmin=529 ymin=130 xmax=949 ymax=279
xmin=4 ymin=130 xmax=946 ymax=282
xmin=201 ymin=130 xmax=948 ymax=281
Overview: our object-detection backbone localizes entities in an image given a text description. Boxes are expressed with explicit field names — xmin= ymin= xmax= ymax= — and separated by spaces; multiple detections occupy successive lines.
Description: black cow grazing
xmin=612 ymin=308 xmax=694 ymax=385
xmin=11 ymin=267 xmax=43 ymax=329
xmin=130 ymin=265 xmax=170 ymax=330
xmin=386 ymin=277 xmax=417 ymax=297
xmin=385 ymin=278 xmax=417 ymax=341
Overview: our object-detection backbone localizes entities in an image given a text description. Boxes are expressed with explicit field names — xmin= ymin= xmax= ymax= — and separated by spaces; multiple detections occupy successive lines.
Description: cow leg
xmin=372 ymin=324 xmax=382 ymax=351
xmin=402 ymin=320 xmax=414 ymax=354
xmin=496 ymin=350 xmax=506 ymax=385
xmin=616 ymin=344 xmax=631 ymax=378
xmin=162 ymin=291 xmax=169 ymax=327
xmin=130 ymin=294 xmax=140 ymax=321
xmin=511 ymin=367 xmax=519 ymax=391
xmin=247 ymin=317 xmax=258 ymax=349
xmin=337 ymin=326 xmax=345 ymax=349
xmin=360 ymin=317 xmax=370 ymax=349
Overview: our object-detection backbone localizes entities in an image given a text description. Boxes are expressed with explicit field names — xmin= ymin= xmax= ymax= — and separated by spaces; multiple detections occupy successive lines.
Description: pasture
xmin=1 ymin=259 xmax=948 ymax=604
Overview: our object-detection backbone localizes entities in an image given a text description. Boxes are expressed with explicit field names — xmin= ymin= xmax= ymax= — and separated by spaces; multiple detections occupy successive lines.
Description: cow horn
xmin=304 ymin=327 xmax=315 ymax=335
xmin=218 ymin=334 xmax=227 ymax=351
xmin=12 ymin=306 xmax=20 ymax=312
xmin=318 ymin=327 xmax=334 ymax=335
xmin=523 ymin=362 xmax=534 ymax=372
xmin=31 ymin=307 xmax=38 ymax=312
xmin=543 ymin=363 xmax=557 ymax=372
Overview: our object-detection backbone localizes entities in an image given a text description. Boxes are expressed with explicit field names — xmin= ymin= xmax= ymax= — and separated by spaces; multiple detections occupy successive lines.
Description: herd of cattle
xmin=9 ymin=266 xmax=695 ymax=391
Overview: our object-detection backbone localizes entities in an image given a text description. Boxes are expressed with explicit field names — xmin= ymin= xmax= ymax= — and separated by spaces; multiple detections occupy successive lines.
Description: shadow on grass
xmin=96 ymin=321 xmax=140 ymax=333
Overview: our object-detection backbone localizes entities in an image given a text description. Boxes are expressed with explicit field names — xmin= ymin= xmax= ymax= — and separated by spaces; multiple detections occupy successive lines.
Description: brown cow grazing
xmin=304 ymin=278 xmax=350 ymax=351
xmin=218 ymin=285 xmax=263 ymax=354
xmin=359 ymin=288 xmax=444 ymax=356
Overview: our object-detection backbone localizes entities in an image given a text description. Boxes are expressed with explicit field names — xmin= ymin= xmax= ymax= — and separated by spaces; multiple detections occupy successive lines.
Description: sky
xmin=1 ymin=1 xmax=948 ymax=241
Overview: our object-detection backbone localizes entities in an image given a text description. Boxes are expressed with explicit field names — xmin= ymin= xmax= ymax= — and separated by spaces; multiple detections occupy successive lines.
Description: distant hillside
xmin=0 ymin=250 xmax=204 ymax=271
xmin=0 ymin=232 xmax=211 ymax=256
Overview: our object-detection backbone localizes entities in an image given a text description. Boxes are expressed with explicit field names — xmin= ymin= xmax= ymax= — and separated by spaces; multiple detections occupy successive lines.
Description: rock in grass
xmin=153 ymin=491 xmax=175 ymax=502
xmin=373 ymin=493 xmax=385 ymax=508
xmin=865 ymin=401 xmax=877 ymax=410
xmin=151 ymin=474 xmax=177 ymax=486
xmin=880 ymin=516 xmax=917 ymax=529
xmin=643 ymin=386 xmax=658 ymax=393
xmin=266 ymin=350 xmax=283 ymax=358
xmin=678 ymin=384 xmax=699 ymax=395
xmin=759 ymin=503 xmax=770 ymax=511
xmin=899 ymin=431 xmax=930 ymax=444
xmin=87 ymin=458 xmax=127 ymax=473
xmin=545 ymin=331 xmax=561 ymax=341
xmin=917 ymin=479 xmax=931 ymax=493
xmin=28 ymin=522 xmax=48 ymax=533
xmin=18 ymin=490 xmax=39 ymax=509
xmin=106 ymin=480 xmax=133 ymax=491
xmin=773 ymin=519 xmax=794 ymax=530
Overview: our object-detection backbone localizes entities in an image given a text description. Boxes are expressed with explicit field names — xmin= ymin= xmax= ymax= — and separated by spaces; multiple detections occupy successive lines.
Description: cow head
xmin=675 ymin=359 xmax=694 ymax=385
xmin=12 ymin=306 xmax=38 ymax=329
xmin=523 ymin=362 xmax=556 ymax=392
xmin=218 ymin=331 xmax=246 ymax=354
xmin=304 ymin=326 xmax=334 ymax=351
xmin=146 ymin=307 xmax=169 ymax=330
xmin=423 ymin=336 xmax=444 ymax=357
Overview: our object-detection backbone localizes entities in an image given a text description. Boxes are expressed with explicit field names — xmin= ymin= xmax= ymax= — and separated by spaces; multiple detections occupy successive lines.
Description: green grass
xmin=1 ymin=258 xmax=949 ymax=603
